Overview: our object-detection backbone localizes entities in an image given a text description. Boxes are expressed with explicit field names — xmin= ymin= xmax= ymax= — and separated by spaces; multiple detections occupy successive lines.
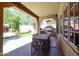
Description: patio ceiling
xmin=21 ymin=2 xmax=62 ymax=17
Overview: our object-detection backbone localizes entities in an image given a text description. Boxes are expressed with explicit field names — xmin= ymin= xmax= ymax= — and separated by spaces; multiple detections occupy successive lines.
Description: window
xmin=63 ymin=17 xmax=68 ymax=39
xmin=62 ymin=2 xmax=79 ymax=48
xmin=63 ymin=7 xmax=69 ymax=40
xmin=74 ymin=3 xmax=79 ymax=47
xmin=69 ymin=17 xmax=75 ymax=43
xmin=70 ymin=2 xmax=73 ymax=9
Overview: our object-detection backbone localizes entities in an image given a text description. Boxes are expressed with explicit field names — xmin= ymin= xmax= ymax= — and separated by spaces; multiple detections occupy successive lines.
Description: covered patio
xmin=0 ymin=2 xmax=79 ymax=56
xmin=0 ymin=2 xmax=61 ymax=56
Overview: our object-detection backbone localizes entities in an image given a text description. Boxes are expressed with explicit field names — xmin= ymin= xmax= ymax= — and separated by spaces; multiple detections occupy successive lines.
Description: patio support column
xmin=37 ymin=18 xmax=40 ymax=34
xmin=56 ymin=18 xmax=58 ymax=34
xmin=0 ymin=7 xmax=3 ymax=56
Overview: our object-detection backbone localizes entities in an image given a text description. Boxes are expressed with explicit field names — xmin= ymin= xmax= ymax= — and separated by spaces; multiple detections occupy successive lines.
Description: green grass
xmin=17 ymin=32 xmax=32 ymax=36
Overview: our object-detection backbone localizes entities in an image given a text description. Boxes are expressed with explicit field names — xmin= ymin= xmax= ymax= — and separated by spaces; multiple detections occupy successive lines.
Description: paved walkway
xmin=3 ymin=36 xmax=32 ymax=54
xmin=3 ymin=32 xmax=15 ymax=38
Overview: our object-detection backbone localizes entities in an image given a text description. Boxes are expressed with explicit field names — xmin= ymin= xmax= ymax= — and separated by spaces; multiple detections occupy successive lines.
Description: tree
xmin=4 ymin=7 xmax=36 ymax=32
xmin=10 ymin=16 xmax=20 ymax=32
xmin=4 ymin=8 xmax=20 ymax=32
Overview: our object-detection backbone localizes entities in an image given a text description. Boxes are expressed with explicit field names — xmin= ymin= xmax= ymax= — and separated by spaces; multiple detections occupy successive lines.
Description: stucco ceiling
xmin=21 ymin=2 xmax=62 ymax=17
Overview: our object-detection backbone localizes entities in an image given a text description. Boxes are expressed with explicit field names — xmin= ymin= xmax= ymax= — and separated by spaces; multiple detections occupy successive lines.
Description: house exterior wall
xmin=57 ymin=2 xmax=79 ymax=56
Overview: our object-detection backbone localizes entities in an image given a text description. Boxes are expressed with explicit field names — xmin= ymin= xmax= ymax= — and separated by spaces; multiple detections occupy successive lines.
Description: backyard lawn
xmin=17 ymin=32 xmax=32 ymax=36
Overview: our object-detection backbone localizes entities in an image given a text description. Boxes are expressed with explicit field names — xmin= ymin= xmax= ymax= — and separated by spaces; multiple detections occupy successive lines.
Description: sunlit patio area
xmin=3 ymin=7 xmax=36 ymax=55
xmin=3 ymin=36 xmax=32 ymax=54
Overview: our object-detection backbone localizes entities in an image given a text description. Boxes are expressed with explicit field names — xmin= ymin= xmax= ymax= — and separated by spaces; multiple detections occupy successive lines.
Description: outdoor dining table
xmin=32 ymin=33 xmax=50 ymax=40
xmin=32 ymin=33 xmax=50 ymax=55
xmin=32 ymin=33 xmax=50 ymax=49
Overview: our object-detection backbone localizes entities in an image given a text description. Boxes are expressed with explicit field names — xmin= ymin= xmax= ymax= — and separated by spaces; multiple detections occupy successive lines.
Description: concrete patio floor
xmin=4 ymin=35 xmax=64 ymax=56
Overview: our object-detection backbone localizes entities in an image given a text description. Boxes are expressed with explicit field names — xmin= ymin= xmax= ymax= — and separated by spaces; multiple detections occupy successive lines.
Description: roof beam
xmin=0 ymin=2 xmax=14 ymax=7
xmin=12 ymin=2 xmax=39 ymax=19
